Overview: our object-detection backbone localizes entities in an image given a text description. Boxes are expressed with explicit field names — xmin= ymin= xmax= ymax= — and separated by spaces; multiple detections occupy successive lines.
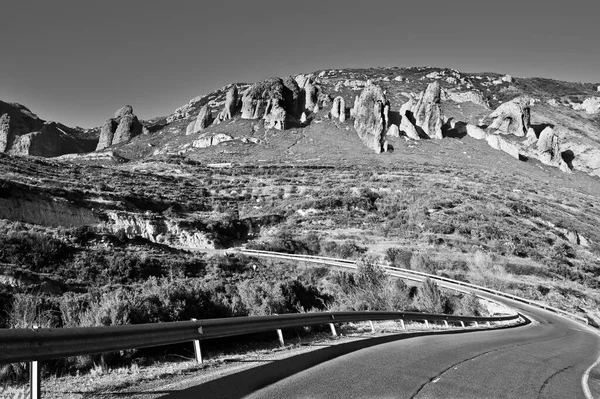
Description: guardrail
xmin=0 ymin=311 xmax=519 ymax=365
xmin=239 ymin=249 xmax=588 ymax=324
xmin=0 ymin=310 xmax=521 ymax=399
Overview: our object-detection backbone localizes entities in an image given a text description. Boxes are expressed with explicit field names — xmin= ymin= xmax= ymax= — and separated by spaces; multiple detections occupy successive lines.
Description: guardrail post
xmin=369 ymin=320 xmax=375 ymax=333
xmin=329 ymin=323 xmax=337 ymax=337
xmin=276 ymin=329 xmax=285 ymax=347
xmin=400 ymin=319 xmax=405 ymax=330
xmin=474 ymin=321 xmax=479 ymax=327
xmin=424 ymin=320 xmax=429 ymax=328
xmin=460 ymin=321 xmax=465 ymax=328
xmin=487 ymin=321 xmax=491 ymax=327
xmin=30 ymin=326 xmax=40 ymax=399
xmin=443 ymin=320 xmax=449 ymax=328
xmin=191 ymin=319 xmax=203 ymax=363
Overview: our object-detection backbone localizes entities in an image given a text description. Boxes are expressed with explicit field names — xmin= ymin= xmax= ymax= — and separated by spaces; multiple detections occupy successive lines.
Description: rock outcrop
xmin=582 ymin=97 xmax=600 ymax=114
xmin=536 ymin=127 xmax=570 ymax=171
xmin=241 ymin=77 xmax=301 ymax=129
xmin=0 ymin=114 xmax=11 ymax=152
xmin=215 ymin=85 xmax=238 ymax=123
xmin=412 ymin=82 xmax=444 ymax=139
xmin=331 ymin=97 xmax=346 ymax=122
xmin=96 ymin=105 xmax=144 ymax=150
xmin=486 ymin=98 xmax=530 ymax=137
xmin=353 ymin=84 xmax=387 ymax=153
xmin=264 ymin=101 xmax=287 ymax=130
xmin=186 ymin=105 xmax=212 ymax=135
xmin=304 ymin=83 xmax=318 ymax=111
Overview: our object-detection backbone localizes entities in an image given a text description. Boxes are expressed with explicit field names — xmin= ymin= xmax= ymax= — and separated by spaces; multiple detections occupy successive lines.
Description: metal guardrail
xmin=239 ymin=249 xmax=588 ymax=324
xmin=0 ymin=310 xmax=520 ymax=365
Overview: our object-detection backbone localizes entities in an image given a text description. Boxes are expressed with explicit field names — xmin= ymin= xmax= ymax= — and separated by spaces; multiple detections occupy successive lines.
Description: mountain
xmin=81 ymin=66 xmax=600 ymax=179
xmin=0 ymin=100 xmax=97 ymax=157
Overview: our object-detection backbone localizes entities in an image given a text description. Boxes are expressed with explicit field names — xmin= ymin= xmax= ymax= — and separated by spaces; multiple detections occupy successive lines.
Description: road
xmin=160 ymin=256 xmax=600 ymax=399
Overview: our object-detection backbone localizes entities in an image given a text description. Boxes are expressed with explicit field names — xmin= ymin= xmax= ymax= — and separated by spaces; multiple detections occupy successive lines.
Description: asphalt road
xmin=160 ymin=259 xmax=600 ymax=399
xmin=242 ymin=298 xmax=599 ymax=399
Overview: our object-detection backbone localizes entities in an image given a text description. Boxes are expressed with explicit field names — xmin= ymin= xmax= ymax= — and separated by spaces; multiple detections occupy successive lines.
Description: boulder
xmin=536 ymin=127 xmax=570 ymax=171
xmin=386 ymin=124 xmax=400 ymax=137
xmin=353 ymin=84 xmax=387 ymax=153
xmin=300 ymin=112 xmax=307 ymax=124
xmin=445 ymin=90 xmax=490 ymax=108
xmin=412 ymin=81 xmax=444 ymax=139
xmin=212 ymin=133 xmax=233 ymax=146
xmin=486 ymin=134 xmax=520 ymax=159
xmin=331 ymin=96 xmax=346 ymax=122
xmin=582 ymin=97 xmax=600 ymax=114
xmin=486 ymin=98 xmax=530 ymax=136
xmin=96 ymin=105 xmax=144 ymax=150
xmin=400 ymin=115 xmax=420 ymax=140
xmin=466 ymin=124 xmax=487 ymax=140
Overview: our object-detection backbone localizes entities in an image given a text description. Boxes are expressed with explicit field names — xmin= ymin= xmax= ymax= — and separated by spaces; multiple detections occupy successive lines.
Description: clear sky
xmin=1 ymin=0 xmax=599 ymax=128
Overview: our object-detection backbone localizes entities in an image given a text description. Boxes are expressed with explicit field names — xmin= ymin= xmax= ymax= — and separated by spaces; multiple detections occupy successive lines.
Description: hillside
xmin=1 ymin=66 xmax=600 ymax=382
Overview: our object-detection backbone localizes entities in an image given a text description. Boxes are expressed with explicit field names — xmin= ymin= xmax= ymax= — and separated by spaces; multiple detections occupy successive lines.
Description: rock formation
xmin=241 ymin=77 xmax=301 ymax=129
xmin=96 ymin=105 xmax=144 ymax=150
xmin=186 ymin=105 xmax=212 ymax=135
xmin=353 ymin=84 xmax=387 ymax=153
xmin=215 ymin=85 xmax=238 ymax=123
xmin=304 ymin=83 xmax=318 ymax=111
xmin=0 ymin=114 xmax=11 ymax=152
xmin=400 ymin=115 xmax=420 ymax=140
xmin=582 ymin=97 xmax=600 ymax=114
xmin=399 ymin=97 xmax=417 ymax=120
xmin=486 ymin=98 xmax=530 ymax=137
xmin=412 ymin=82 xmax=444 ymax=139
xmin=331 ymin=97 xmax=346 ymax=122
xmin=486 ymin=134 xmax=520 ymax=159
xmin=264 ymin=100 xmax=287 ymax=130
xmin=300 ymin=112 xmax=307 ymax=124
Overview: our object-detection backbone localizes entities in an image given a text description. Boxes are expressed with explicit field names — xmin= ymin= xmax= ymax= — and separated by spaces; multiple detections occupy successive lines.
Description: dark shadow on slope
xmin=161 ymin=317 xmax=530 ymax=399
xmin=443 ymin=121 xmax=467 ymax=139
xmin=561 ymin=150 xmax=575 ymax=169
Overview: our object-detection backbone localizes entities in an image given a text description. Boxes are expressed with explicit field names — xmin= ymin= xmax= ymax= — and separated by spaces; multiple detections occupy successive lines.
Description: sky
xmin=1 ymin=0 xmax=599 ymax=128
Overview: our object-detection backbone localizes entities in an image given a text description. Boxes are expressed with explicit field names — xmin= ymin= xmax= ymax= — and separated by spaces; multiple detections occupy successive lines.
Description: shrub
xmin=384 ymin=247 xmax=412 ymax=268
xmin=413 ymin=278 xmax=443 ymax=313
xmin=410 ymin=253 xmax=439 ymax=274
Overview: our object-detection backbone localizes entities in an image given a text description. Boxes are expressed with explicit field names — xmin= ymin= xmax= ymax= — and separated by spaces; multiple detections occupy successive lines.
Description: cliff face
xmin=0 ymin=101 xmax=97 ymax=157
xmin=0 ymin=183 xmax=101 ymax=227
xmin=106 ymin=212 xmax=216 ymax=249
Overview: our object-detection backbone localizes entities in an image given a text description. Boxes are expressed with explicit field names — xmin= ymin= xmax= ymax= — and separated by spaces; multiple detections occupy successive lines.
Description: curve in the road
xmin=160 ymin=254 xmax=600 ymax=399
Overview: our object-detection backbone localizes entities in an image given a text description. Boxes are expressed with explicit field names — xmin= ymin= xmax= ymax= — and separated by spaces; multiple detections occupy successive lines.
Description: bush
xmin=413 ymin=278 xmax=443 ymax=313
xmin=410 ymin=253 xmax=439 ymax=274
xmin=384 ymin=248 xmax=412 ymax=268
xmin=0 ymin=232 xmax=72 ymax=272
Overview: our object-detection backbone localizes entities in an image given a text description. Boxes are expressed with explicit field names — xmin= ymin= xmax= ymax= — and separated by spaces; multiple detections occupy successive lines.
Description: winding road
xmin=163 ymin=254 xmax=600 ymax=399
